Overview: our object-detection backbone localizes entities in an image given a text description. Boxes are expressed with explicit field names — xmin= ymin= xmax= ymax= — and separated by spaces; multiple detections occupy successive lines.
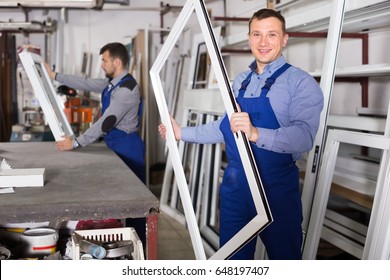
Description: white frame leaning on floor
xmin=19 ymin=51 xmax=74 ymax=141
xmin=303 ymin=129 xmax=390 ymax=259
xmin=150 ymin=0 xmax=272 ymax=260
xmin=300 ymin=0 xmax=346 ymax=240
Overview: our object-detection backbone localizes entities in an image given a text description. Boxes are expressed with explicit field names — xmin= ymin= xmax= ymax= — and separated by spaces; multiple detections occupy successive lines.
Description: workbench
xmin=0 ymin=142 xmax=159 ymax=259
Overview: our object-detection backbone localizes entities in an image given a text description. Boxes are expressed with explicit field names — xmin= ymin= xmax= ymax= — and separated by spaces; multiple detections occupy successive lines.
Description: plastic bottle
xmin=79 ymin=240 xmax=106 ymax=259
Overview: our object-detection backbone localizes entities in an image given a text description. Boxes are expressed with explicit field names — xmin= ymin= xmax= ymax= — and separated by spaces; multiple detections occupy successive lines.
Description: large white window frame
xmin=160 ymin=88 xmax=225 ymax=256
xmin=300 ymin=0 xmax=345 ymax=247
xmin=187 ymin=27 xmax=221 ymax=90
xmin=303 ymin=129 xmax=390 ymax=259
xmin=19 ymin=51 xmax=74 ymax=141
xmin=150 ymin=0 xmax=272 ymax=260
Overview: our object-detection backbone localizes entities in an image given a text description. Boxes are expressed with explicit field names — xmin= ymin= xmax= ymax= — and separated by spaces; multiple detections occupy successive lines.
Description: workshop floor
xmin=149 ymin=183 xmax=195 ymax=260
xmin=157 ymin=211 xmax=196 ymax=260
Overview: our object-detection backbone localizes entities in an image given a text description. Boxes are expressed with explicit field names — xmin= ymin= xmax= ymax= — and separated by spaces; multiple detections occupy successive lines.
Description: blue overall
xmin=101 ymin=75 xmax=145 ymax=183
xmin=219 ymin=64 xmax=303 ymax=260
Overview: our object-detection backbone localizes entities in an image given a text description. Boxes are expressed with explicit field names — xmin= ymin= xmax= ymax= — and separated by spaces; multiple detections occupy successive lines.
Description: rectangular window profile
xmin=19 ymin=51 xmax=74 ymax=141
xmin=303 ymin=129 xmax=390 ymax=260
xmin=149 ymin=0 xmax=272 ymax=260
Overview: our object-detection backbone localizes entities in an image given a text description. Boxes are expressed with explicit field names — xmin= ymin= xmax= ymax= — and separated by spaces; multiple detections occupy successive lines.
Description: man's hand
xmin=230 ymin=112 xmax=259 ymax=143
xmin=56 ymin=135 xmax=74 ymax=151
xmin=158 ymin=115 xmax=181 ymax=141
xmin=44 ymin=63 xmax=56 ymax=80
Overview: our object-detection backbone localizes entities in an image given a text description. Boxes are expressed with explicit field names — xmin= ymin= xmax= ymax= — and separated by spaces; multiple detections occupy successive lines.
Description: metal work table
xmin=0 ymin=142 xmax=159 ymax=259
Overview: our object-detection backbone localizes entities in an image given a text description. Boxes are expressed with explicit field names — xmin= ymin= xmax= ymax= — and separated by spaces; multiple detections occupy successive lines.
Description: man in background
xmin=46 ymin=42 xmax=145 ymax=183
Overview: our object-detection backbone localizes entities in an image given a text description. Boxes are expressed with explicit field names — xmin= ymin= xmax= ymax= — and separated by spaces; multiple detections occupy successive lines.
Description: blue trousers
xmin=219 ymin=161 xmax=302 ymax=260
xmin=104 ymin=129 xmax=145 ymax=184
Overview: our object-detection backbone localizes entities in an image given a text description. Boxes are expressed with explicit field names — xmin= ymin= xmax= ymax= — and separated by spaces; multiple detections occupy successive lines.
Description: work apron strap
xmin=261 ymin=63 xmax=291 ymax=97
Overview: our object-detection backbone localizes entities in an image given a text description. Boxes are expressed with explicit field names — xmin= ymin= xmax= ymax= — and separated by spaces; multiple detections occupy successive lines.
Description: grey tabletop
xmin=0 ymin=142 xmax=159 ymax=224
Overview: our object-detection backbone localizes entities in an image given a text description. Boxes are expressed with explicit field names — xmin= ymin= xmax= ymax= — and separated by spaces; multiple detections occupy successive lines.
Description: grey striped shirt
xmin=56 ymin=71 xmax=141 ymax=147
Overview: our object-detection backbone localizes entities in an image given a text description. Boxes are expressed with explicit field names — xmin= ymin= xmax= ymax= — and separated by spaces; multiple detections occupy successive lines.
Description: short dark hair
xmin=99 ymin=42 xmax=129 ymax=68
xmin=248 ymin=9 xmax=286 ymax=35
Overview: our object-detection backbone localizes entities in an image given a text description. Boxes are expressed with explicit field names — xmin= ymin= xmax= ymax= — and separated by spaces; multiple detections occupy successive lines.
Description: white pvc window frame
xmin=187 ymin=27 xmax=221 ymax=90
xmin=301 ymin=0 xmax=346 ymax=237
xmin=19 ymin=51 xmax=74 ymax=141
xmin=150 ymin=0 xmax=272 ymax=260
xmin=159 ymin=88 xmax=225 ymax=256
xmin=303 ymin=129 xmax=390 ymax=259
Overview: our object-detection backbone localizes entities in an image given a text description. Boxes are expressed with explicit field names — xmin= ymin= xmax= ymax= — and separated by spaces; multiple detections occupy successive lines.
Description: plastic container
xmin=21 ymin=228 xmax=58 ymax=258
xmin=71 ymin=227 xmax=144 ymax=260
xmin=79 ymin=239 xmax=106 ymax=259
xmin=0 ymin=227 xmax=58 ymax=258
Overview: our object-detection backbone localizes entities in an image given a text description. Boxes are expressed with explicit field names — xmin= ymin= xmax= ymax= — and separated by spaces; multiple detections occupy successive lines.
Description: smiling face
xmin=248 ymin=17 xmax=289 ymax=74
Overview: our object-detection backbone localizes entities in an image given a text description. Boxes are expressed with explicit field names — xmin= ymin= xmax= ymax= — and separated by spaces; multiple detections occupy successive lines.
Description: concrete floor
xmin=157 ymin=211 xmax=196 ymax=260
xmin=149 ymin=183 xmax=195 ymax=260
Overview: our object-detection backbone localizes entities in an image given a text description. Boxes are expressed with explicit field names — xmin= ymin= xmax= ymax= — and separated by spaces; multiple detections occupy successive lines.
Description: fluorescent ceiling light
xmin=0 ymin=0 xmax=104 ymax=8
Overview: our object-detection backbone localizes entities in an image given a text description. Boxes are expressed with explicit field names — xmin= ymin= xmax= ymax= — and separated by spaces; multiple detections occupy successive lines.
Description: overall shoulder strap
xmin=261 ymin=63 xmax=291 ymax=95
xmin=239 ymin=71 xmax=254 ymax=92
xmin=114 ymin=73 xmax=136 ymax=90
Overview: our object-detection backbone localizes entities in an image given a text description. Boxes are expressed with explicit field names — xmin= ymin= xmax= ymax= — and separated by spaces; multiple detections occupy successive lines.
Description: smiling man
xmin=159 ymin=9 xmax=324 ymax=259
xmin=45 ymin=42 xmax=145 ymax=183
